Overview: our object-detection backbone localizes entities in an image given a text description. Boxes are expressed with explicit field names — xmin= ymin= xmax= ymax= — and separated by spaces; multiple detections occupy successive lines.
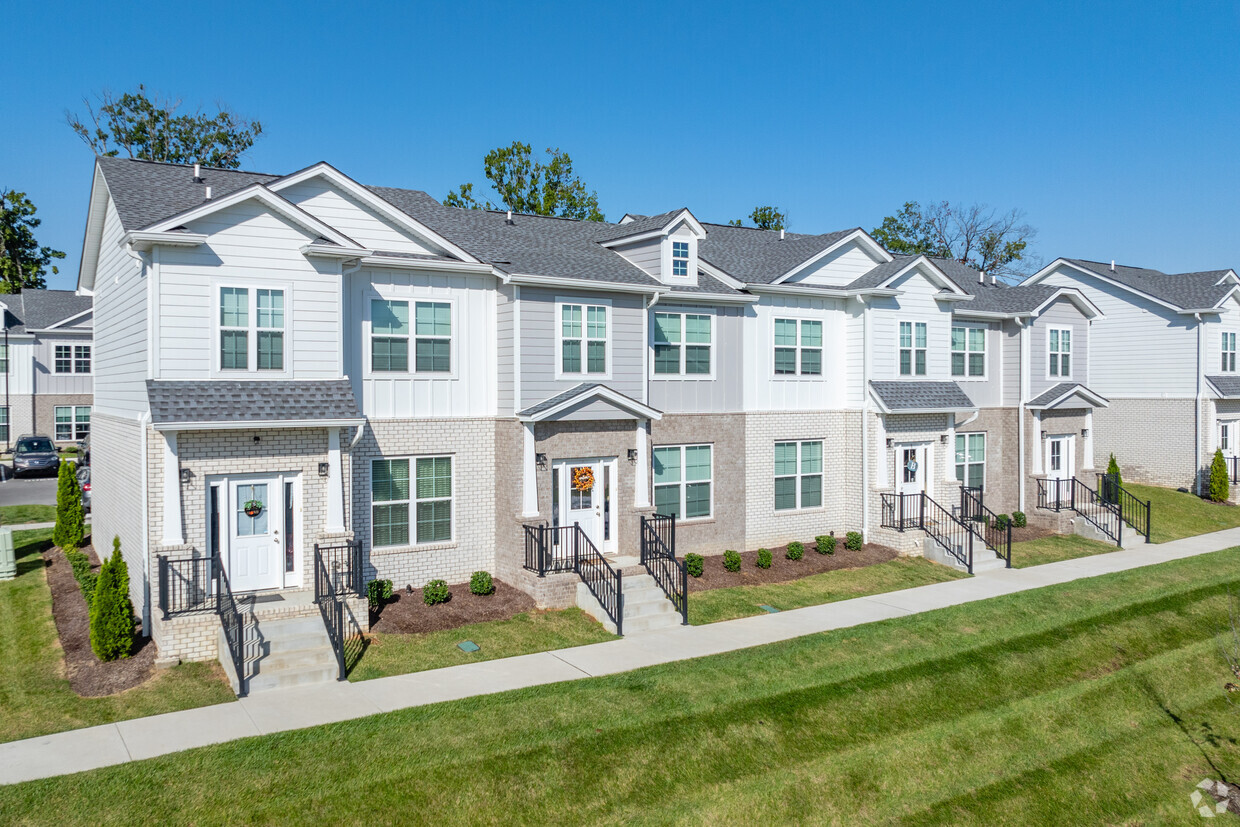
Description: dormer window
xmin=672 ymin=241 xmax=690 ymax=277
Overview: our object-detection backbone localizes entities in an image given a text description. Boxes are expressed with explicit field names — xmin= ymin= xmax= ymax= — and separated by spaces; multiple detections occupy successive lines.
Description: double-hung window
xmin=219 ymin=287 xmax=284 ymax=372
xmin=653 ymin=444 xmax=712 ymax=519
xmin=951 ymin=327 xmax=985 ymax=377
xmin=255 ymin=290 xmax=284 ymax=371
xmin=653 ymin=312 xmax=711 ymax=375
xmin=0 ymin=344 xmax=8 ymax=374
xmin=414 ymin=302 xmax=451 ymax=372
xmin=1049 ymin=327 xmax=1072 ymax=377
xmin=671 ymin=241 xmax=690 ymax=277
xmin=774 ymin=318 xmax=823 ymax=375
xmin=955 ymin=433 xmax=985 ymax=489
xmin=774 ymin=440 xmax=823 ymax=511
xmin=0 ymin=408 xmax=8 ymax=443
xmin=54 ymin=406 xmax=90 ymax=441
xmin=1224 ymin=333 xmax=1237 ymax=373
xmin=899 ymin=321 xmax=927 ymax=376
xmin=561 ymin=303 xmax=607 ymax=375
xmin=371 ymin=456 xmax=453 ymax=547
xmin=372 ymin=300 xmax=409 ymax=372
xmin=54 ymin=344 xmax=91 ymax=374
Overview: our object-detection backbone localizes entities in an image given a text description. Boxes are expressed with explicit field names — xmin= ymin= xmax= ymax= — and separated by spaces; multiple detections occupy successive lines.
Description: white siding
xmin=784 ymin=240 xmax=884 ymax=287
xmin=869 ymin=270 xmax=955 ymax=382
xmin=496 ymin=283 xmax=515 ymax=414
xmin=949 ymin=320 xmax=1003 ymax=407
xmin=743 ymin=294 xmax=845 ymax=411
xmin=1205 ymin=297 xmax=1240 ymax=378
xmin=1000 ymin=323 xmax=1021 ymax=405
xmin=843 ymin=299 xmax=866 ymax=407
xmin=93 ymin=198 xmax=148 ymax=415
xmin=280 ymin=179 xmax=439 ymax=255
xmin=4 ymin=340 xmax=34 ymax=396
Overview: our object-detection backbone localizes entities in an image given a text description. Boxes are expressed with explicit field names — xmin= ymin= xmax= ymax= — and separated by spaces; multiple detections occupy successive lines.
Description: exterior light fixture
xmin=885 ymin=438 xmax=893 ymax=449
xmin=179 ymin=468 xmax=192 ymax=483
xmin=628 ymin=449 xmax=639 ymax=461
xmin=535 ymin=452 xmax=547 ymax=467
xmin=318 ymin=462 xmax=331 ymax=477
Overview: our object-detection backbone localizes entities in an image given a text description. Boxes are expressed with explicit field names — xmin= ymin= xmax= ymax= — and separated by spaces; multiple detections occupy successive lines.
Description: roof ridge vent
xmin=192 ymin=163 xmax=202 ymax=183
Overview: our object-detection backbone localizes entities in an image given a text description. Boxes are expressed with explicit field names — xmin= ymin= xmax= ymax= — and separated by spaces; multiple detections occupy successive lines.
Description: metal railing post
xmin=670 ymin=514 xmax=677 ymax=557
xmin=1145 ymin=500 xmax=1152 ymax=542
xmin=919 ymin=492 xmax=925 ymax=529
xmin=573 ymin=521 xmax=581 ymax=572
xmin=681 ymin=559 xmax=689 ymax=625
xmin=538 ymin=525 xmax=547 ymax=577
xmin=158 ymin=555 xmax=169 ymax=620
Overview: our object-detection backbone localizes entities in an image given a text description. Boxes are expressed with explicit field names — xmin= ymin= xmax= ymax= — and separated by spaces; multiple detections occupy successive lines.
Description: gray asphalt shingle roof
xmin=146 ymin=380 xmax=361 ymax=425
xmin=3 ymin=290 xmax=93 ymax=333
xmin=516 ymin=382 xmax=606 ymax=418
xmin=870 ymin=380 xmax=976 ymax=412
xmin=97 ymin=156 xmax=280 ymax=230
xmin=593 ymin=209 xmax=687 ymax=243
xmin=1026 ymin=382 xmax=1108 ymax=407
xmin=697 ymin=223 xmax=860 ymax=284
xmin=1064 ymin=259 xmax=1234 ymax=310
xmin=1207 ymin=376 xmax=1240 ymax=398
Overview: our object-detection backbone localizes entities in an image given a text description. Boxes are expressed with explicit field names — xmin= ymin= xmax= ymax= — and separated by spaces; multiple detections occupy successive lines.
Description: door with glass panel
xmin=225 ymin=478 xmax=283 ymax=592
xmin=552 ymin=458 xmax=614 ymax=553
xmin=1222 ymin=422 xmax=1238 ymax=482
xmin=1045 ymin=435 xmax=1075 ymax=505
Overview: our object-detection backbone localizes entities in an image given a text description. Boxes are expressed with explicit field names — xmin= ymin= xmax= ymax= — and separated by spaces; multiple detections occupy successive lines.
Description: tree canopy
xmin=0 ymin=191 xmax=64 ymax=293
xmin=870 ymin=200 xmax=1039 ymax=281
xmin=445 ymin=142 xmax=604 ymax=221
xmin=67 ymin=85 xmax=263 ymax=169
xmin=728 ymin=206 xmax=788 ymax=231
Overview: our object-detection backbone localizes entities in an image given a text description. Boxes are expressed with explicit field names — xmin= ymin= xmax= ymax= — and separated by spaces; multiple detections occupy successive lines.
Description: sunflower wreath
xmin=572 ymin=466 xmax=595 ymax=492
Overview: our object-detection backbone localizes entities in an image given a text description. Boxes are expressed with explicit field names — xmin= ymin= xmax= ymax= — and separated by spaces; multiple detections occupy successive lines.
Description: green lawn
xmin=1010 ymin=533 xmax=1118 ymax=568
xmin=1127 ymin=482 xmax=1240 ymax=543
xmin=6 ymin=547 xmax=1240 ymax=823
xmin=351 ymin=608 xmax=614 ymax=681
xmin=0 ymin=529 xmax=235 ymax=744
xmin=687 ymin=557 xmax=967 ymax=625
xmin=0 ymin=504 xmax=58 ymax=525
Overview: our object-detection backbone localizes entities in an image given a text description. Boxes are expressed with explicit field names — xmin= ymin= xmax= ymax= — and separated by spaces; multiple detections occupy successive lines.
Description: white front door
xmin=1045 ymin=435 xmax=1075 ymax=501
xmin=896 ymin=445 xmax=928 ymax=496
xmin=227 ymin=478 xmax=284 ymax=592
xmin=1222 ymin=422 xmax=1238 ymax=459
xmin=553 ymin=459 xmax=615 ymax=554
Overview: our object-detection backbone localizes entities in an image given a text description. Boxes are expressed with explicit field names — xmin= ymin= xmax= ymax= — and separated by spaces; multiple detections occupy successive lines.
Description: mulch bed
xmin=369 ymin=579 xmax=536 ymax=635
xmin=687 ymin=542 xmax=900 ymax=592
xmin=41 ymin=538 xmax=155 ymax=697
xmin=1009 ymin=523 xmax=1055 ymax=543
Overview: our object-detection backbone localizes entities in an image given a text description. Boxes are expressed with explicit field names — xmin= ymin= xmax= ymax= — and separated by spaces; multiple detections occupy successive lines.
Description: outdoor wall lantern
xmin=1081 ymin=428 xmax=1089 ymax=438
xmin=885 ymin=438 xmax=893 ymax=449
xmin=628 ymin=449 xmax=639 ymax=462
xmin=179 ymin=468 xmax=192 ymax=484
xmin=535 ymin=452 xmax=548 ymax=467
xmin=940 ymin=435 xmax=949 ymax=444
xmin=318 ymin=462 xmax=331 ymax=477
xmin=252 ymin=435 xmax=261 ymax=444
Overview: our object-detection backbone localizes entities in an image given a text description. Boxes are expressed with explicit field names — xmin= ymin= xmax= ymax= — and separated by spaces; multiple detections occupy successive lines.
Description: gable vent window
xmin=671 ymin=241 xmax=690 ymax=277
xmin=1224 ymin=332 xmax=1237 ymax=373
xmin=899 ymin=322 xmax=927 ymax=376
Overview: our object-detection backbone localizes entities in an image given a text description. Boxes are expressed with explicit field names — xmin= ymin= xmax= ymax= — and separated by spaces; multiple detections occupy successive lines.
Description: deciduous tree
xmin=445 ymin=142 xmax=604 ymax=221
xmin=0 ymin=191 xmax=64 ymax=293
xmin=728 ymin=206 xmax=788 ymax=231
xmin=871 ymin=200 xmax=1039 ymax=281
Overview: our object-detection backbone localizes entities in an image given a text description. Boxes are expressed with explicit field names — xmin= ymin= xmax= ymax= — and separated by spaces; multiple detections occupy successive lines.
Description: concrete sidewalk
xmin=4 ymin=527 xmax=1239 ymax=786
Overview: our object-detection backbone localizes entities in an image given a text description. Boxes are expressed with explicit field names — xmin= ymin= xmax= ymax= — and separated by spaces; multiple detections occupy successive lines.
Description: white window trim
xmin=1223 ymin=331 xmax=1237 ymax=373
xmin=774 ymin=439 xmax=824 ymax=512
xmin=954 ymin=432 xmax=986 ymax=488
xmin=950 ymin=325 xmax=987 ymax=381
xmin=54 ymin=405 xmax=90 ymax=442
xmin=363 ymin=291 xmax=460 ymax=380
xmin=211 ymin=281 xmax=294 ymax=379
xmin=53 ymin=343 xmax=92 ymax=376
xmin=652 ymin=443 xmax=714 ymax=521
xmin=1046 ymin=325 xmax=1073 ymax=381
xmin=1222 ymin=421 xmax=1239 ymax=456
xmin=0 ymin=406 xmax=10 ymax=443
xmin=650 ymin=309 xmax=715 ymax=380
xmin=772 ymin=316 xmax=825 ymax=379
xmin=370 ymin=454 xmax=456 ymax=550
xmin=660 ymin=232 xmax=697 ymax=284
xmin=898 ymin=320 xmax=928 ymax=377
xmin=555 ymin=297 xmax=613 ymax=380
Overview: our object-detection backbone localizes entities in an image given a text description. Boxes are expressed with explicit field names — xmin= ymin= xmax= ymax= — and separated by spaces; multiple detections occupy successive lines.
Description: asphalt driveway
xmin=0 ymin=469 xmax=61 ymax=507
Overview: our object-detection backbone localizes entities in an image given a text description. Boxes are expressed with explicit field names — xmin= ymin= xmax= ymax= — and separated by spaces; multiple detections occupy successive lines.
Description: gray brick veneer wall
xmin=1093 ymin=398 xmax=1195 ymax=488
xmin=650 ymin=413 xmax=746 ymax=555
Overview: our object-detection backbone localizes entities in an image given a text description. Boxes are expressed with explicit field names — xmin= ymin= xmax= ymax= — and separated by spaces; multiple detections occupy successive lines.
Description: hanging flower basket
xmin=571 ymin=467 xmax=595 ymax=493
xmin=243 ymin=499 xmax=264 ymax=518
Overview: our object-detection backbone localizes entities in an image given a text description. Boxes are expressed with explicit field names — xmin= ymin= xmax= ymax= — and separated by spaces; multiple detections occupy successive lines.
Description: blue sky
xmin=3 ymin=1 xmax=1238 ymax=290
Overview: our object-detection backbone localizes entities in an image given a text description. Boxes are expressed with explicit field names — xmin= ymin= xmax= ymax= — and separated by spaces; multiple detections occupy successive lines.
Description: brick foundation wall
xmin=1093 ymin=397 xmax=1196 ymax=488
xmin=960 ymin=408 xmax=1020 ymax=516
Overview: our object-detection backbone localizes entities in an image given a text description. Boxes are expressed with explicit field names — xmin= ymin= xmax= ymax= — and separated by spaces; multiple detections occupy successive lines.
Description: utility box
xmin=0 ymin=527 xmax=13 ymax=581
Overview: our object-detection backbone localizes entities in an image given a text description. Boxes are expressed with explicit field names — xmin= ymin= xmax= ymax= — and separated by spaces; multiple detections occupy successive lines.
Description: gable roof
xmin=594 ymin=209 xmax=699 ymax=244
xmin=1026 ymin=382 xmax=1109 ymax=409
xmin=1029 ymin=258 xmax=1237 ymax=312
xmin=3 ymin=290 xmax=93 ymax=334
xmin=1206 ymin=375 xmax=1240 ymax=398
xmin=696 ymin=224 xmax=863 ymax=284
xmin=869 ymin=380 xmax=976 ymax=414
xmin=516 ymin=382 xmax=662 ymax=422
xmin=96 ymin=156 xmax=281 ymax=231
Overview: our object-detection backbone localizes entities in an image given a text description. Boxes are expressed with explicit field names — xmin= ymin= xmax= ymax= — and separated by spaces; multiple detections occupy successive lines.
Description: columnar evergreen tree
xmin=89 ymin=537 xmax=134 ymax=661
xmin=1104 ymin=453 xmax=1123 ymax=503
xmin=52 ymin=461 xmax=84 ymax=552
xmin=1210 ymin=449 xmax=1230 ymax=503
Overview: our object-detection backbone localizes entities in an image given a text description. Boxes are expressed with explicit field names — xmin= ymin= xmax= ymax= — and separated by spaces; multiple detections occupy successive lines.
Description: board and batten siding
xmin=347 ymin=267 xmax=497 ymax=418
xmin=647 ymin=303 xmax=744 ymax=413
xmin=1028 ymin=296 xmax=1092 ymax=397
xmin=33 ymin=333 xmax=94 ymax=395
xmin=869 ymin=270 xmax=955 ymax=382
xmin=742 ymin=294 xmax=845 ymax=411
xmin=155 ymin=201 xmax=342 ymax=381
xmin=784 ymin=239 xmax=885 ymax=288
xmin=517 ymin=287 xmax=645 ymax=410
xmin=279 ymin=179 xmax=440 ymax=256
xmin=93 ymin=197 xmax=148 ymax=415
xmin=3 ymin=340 xmax=35 ymax=396
xmin=1039 ymin=264 xmax=1197 ymax=397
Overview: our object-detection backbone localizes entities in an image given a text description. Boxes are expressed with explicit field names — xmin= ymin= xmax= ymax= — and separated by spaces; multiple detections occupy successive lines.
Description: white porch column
xmin=634 ymin=419 xmax=651 ymax=508
xmin=161 ymin=431 xmax=183 ymax=546
xmin=875 ymin=414 xmax=888 ymax=489
xmin=1084 ymin=409 xmax=1095 ymax=469
xmin=325 ymin=428 xmax=346 ymax=534
xmin=522 ymin=422 xmax=539 ymax=517
xmin=1031 ymin=411 xmax=1043 ymax=474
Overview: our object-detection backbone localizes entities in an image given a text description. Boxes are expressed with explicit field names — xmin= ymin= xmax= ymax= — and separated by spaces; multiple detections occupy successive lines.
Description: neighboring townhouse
xmin=76 ymin=156 xmax=1112 ymax=683
xmin=1025 ymin=258 xmax=1240 ymax=491
xmin=0 ymin=290 xmax=94 ymax=449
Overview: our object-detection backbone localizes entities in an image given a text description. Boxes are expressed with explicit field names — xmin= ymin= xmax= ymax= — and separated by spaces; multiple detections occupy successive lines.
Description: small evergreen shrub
xmin=366 ymin=578 xmax=393 ymax=609
xmin=469 ymin=571 xmax=495 ymax=596
xmin=1210 ymin=449 xmax=1230 ymax=503
xmin=685 ymin=553 xmax=704 ymax=577
xmin=423 ymin=579 xmax=451 ymax=605
xmin=845 ymin=531 xmax=863 ymax=551
xmin=66 ymin=548 xmax=97 ymax=607
xmin=89 ymin=537 xmax=134 ymax=662
xmin=994 ymin=513 xmax=1011 ymax=530
xmin=756 ymin=548 xmax=772 ymax=569
xmin=816 ymin=534 xmax=836 ymax=555
xmin=53 ymin=461 xmax=84 ymax=553
xmin=723 ymin=550 xmax=741 ymax=572
xmin=786 ymin=541 xmax=804 ymax=560
xmin=1104 ymin=453 xmax=1123 ymax=503
xmin=1012 ymin=511 xmax=1027 ymax=528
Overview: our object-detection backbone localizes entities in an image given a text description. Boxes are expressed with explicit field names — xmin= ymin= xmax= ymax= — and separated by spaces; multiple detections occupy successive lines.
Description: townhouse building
xmin=78 ymin=157 xmax=1116 ymax=680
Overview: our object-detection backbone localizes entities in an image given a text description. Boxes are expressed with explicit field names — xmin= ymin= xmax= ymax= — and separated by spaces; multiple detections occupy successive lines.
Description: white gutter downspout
xmin=859 ymin=296 xmax=871 ymax=539
xmin=140 ymin=411 xmax=152 ymax=635
xmin=1017 ymin=318 xmax=1029 ymax=513
xmin=1196 ymin=315 xmax=1205 ymax=495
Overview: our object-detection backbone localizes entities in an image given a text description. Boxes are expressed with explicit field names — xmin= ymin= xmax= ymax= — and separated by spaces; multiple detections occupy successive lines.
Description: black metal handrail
xmin=640 ymin=514 xmax=687 ymax=625
xmin=1070 ymin=477 xmax=1123 ymax=545
xmin=1036 ymin=477 xmax=1073 ymax=511
xmin=214 ymin=556 xmax=248 ymax=697
xmin=1097 ymin=472 xmax=1152 ymax=543
xmin=572 ymin=525 xmax=623 ymax=636
xmin=157 ymin=554 xmax=216 ymax=619
xmin=523 ymin=523 xmax=577 ymax=576
xmin=314 ymin=549 xmax=348 ymax=681
xmin=880 ymin=492 xmax=923 ymax=531
xmin=1230 ymin=455 xmax=1240 ymax=485
xmin=959 ymin=486 xmax=1012 ymax=567
xmin=314 ymin=541 xmax=364 ymax=597
xmin=880 ymin=492 xmax=973 ymax=573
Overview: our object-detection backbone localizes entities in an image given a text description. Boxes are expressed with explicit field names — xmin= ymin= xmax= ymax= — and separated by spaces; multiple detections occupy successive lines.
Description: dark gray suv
xmin=12 ymin=436 xmax=60 ymax=478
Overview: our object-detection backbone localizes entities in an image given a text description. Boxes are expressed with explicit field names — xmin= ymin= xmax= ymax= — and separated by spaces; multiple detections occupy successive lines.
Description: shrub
xmin=994 ymin=513 xmax=1011 ymax=530
xmin=756 ymin=548 xmax=772 ymax=569
xmin=66 ymin=548 xmax=97 ymax=607
xmin=1210 ymin=449 xmax=1230 ymax=503
xmin=52 ymin=461 xmax=84 ymax=553
xmin=786 ymin=541 xmax=804 ymax=560
xmin=423 ymin=579 xmax=450 ymax=605
xmin=723 ymin=550 xmax=741 ymax=572
xmin=816 ymin=534 xmax=836 ymax=555
xmin=366 ymin=578 xmax=393 ymax=610
xmin=685 ymin=553 xmax=704 ymax=577
xmin=1104 ymin=453 xmax=1123 ymax=503
xmin=1012 ymin=511 xmax=1027 ymax=528
xmin=469 ymin=571 xmax=495 ymax=596
xmin=845 ymin=531 xmax=863 ymax=551
xmin=89 ymin=537 xmax=134 ymax=662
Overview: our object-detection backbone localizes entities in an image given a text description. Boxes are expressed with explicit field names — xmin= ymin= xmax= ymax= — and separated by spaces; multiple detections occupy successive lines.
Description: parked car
xmin=77 ymin=434 xmax=90 ymax=466
xmin=12 ymin=436 xmax=60 ymax=478
xmin=76 ymin=465 xmax=91 ymax=512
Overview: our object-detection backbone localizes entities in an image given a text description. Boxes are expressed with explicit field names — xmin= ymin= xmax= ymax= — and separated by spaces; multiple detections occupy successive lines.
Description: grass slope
xmin=1127 ymin=482 xmax=1240 ymax=543
xmin=1010 ymin=533 xmax=1117 ymax=568
xmin=0 ymin=529 xmax=234 ymax=744
xmin=0 ymin=504 xmax=57 ymax=525
xmin=4 ymin=547 xmax=1240 ymax=823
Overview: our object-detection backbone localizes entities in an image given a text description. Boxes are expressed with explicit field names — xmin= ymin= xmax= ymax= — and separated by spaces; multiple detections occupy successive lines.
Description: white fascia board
xmin=507 ymin=273 xmax=662 ymax=295
xmin=39 ymin=308 xmax=94 ymax=331
xmin=145 ymin=184 xmax=361 ymax=249
xmin=1031 ymin=287 xmax=1105 ymax=320
xmin=696 ymin=257 xmax=748 ymax=290
xmin=1027 ymin=386 xmax=1110 ymax=410
xmin=655 ymin=291 xmax=757 ymax=306
xmin=746 ymin=283 xmax=851 ymax=299
xmin=360 ymin=255 xmax=496 ymax=275
xmin=934 ymin=293 xmax=974 ymax=304
xmin=1215 ymin=270 xmax=1239 ymax=285
xmin=771 ymin=229 xmax=893 ymax=284
xmin=77 ymin=165 xmax=110 ymax=295
xmin=952 ymin=309 xmax=1031 ymax=321
xmin=519 ymin=386 xmax=662 ymax=423
xmin=123 ymin=230 xmax=209 ymax=251
xmin=153 ymin=417 xmax=366 ymax=432
xmin=267 ymin=162 xmax=482 ymax=264
xmin=1031 ymin=259 xmax=1187 ymax=314
xmin=301 ymin=244 xmax=373 ymax=259
xmin=1209 ymin=284 xmax=1240 ymax=309
xmin=597 ymin=209 xmax=707 ymax=248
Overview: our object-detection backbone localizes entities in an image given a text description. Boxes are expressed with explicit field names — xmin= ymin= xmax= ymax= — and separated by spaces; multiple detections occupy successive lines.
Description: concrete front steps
xmin=922 ymin=531 xmax=1008 ymax=574
xmin=219 ymin=613 xmax=339 ymax=695
xmin=576 ymin=567 xmax=683 ymax=636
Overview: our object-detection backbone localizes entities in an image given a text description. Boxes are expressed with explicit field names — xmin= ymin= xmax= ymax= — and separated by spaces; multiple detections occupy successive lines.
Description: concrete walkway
xmin=4 ymin=528 xmax=1239 ymax=786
